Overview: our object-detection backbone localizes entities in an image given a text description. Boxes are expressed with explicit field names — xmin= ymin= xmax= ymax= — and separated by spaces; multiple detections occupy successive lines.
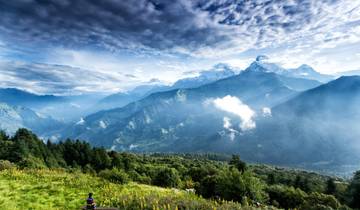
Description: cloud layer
xmin=0 ymin=0 xmax=359 ymax=94
xmin=0 ymin=0 xmax=358 ymax=57
xmin=0 ymin=61 xmax=133 ymax=95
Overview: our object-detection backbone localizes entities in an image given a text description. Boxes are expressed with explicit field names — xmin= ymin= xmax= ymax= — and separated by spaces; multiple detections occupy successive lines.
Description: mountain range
xmin=96 ymin=63 xmax=237 ymax=110
xmin=3 ymin=56 xmax=359 ymax=170
xmin=60 ymin=59 xmax=324 ymax=153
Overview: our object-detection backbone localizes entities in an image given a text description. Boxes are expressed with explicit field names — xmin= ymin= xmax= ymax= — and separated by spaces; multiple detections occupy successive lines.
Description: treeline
xmin=0 ymin=128 xmax=360 ymax=209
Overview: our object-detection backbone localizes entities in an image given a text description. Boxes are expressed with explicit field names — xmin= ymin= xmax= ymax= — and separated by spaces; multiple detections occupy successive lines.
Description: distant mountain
xmin=0 ymin=102 xmax=63 ymax=135
xmin=0 ymin=88 xmax=104 ymax=122
xmin=248 ymin=76 xmax=360 ymax=166
xmin=243 ymin=60 xmax=322 ymax=91
xmin=250 ymin=56 xmax=333 ymax=83
xmin=96 ymin=84 xmax=170 ymax=111
xmin=335 ymin=70 xmax=360 ymax=77
xmin=286 ymin=64 xmax=334 ymax=83
xmin=96 ymin=64 xmax=236 ymax=110
xmin=0 ymin=88 xmax=63 ymax=107
xmin=172 ymin=63 xmax=236 ymax=89
xmin=61 ymin=61 xmax=321 ymax=150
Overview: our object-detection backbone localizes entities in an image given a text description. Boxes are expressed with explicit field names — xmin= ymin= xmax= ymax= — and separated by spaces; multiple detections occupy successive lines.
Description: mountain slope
xmin=95 ymin=64 xmax=237 ymax=111
xmin=61 ymin=63 xmax=321 ymax=150
xmin=0 ymin=103 xmax=63 ymax=135
xmin=96 ymin=84 xmax=170 ymax=111
xmin=0 ymin=88 xmax=63 ymax=107
xmin=0 ymin=88 xmax=104 ymax=121
xmin=250 ymin=76 xmax=360 ymax=166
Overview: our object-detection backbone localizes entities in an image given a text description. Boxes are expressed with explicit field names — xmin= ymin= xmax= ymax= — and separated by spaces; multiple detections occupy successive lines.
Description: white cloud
xmin=212 ymin=95 xmax=256 ymax=131
xmin=127 ymin=121 xmax=136 ymax=130
xmin=262 ymin=107 xmax=272 ymax=117
xmin=76 ymin=117 xmax=85 ymax=125
xmin=223 ymin=117 xmax=239 ymax=141
xmin=99 ymin=120 xmax=107 ymax=129
xmin=0 ymin=0 xmax=359 ymax=93
xmin=176 ymin=89 xmax=187 ymax=102
xmin=0 ymin=60 xmax=128 ymax=95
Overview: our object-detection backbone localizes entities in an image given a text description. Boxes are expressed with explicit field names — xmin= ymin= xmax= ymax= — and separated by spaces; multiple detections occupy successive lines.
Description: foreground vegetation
xmin=0 ymin=129 xmax=360 ymax=209
xmin=0 ymin=169 xmax=271 ymax=210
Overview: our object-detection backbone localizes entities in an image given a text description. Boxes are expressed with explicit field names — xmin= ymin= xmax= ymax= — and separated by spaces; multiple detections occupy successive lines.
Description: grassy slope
xmin=0 ymin=169 xmax=276 ymax=210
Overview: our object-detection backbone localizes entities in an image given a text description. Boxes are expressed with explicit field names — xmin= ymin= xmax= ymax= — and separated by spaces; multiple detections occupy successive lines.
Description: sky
xmin=0 ymin=0 xmax=359 ymax=95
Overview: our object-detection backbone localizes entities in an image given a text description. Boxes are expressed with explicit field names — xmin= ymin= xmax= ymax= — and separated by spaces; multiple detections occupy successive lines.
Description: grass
xmin=0 ymin=169 xmax=277 ymax=210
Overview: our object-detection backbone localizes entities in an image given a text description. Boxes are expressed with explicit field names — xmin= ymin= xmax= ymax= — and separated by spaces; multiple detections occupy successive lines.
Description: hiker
xmin=86 ymin=193 xmax=96 ymax=210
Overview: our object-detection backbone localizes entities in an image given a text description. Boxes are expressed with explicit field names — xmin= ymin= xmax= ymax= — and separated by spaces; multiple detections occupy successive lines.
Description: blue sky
xmin=0 ymin=0 xmax=359 ymax=95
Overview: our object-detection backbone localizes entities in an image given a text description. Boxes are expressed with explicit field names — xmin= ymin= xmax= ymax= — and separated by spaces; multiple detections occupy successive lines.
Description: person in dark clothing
xmin=86 ymin=193 xmax=96 ymax=210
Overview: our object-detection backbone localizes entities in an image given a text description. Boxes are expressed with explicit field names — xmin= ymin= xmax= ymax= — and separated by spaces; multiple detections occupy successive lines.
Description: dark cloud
xmin=1 ymin=0 xmax=356 ymax=57
xmin=0 ymin=0 xmax=227 ymax=54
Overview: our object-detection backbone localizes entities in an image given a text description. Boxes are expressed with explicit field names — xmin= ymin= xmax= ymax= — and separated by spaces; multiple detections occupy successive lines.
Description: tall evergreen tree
xmin=325 ymin=178 xmax=337 ymax=195
xmin=229 ymin=155 xmax=246 ymax=173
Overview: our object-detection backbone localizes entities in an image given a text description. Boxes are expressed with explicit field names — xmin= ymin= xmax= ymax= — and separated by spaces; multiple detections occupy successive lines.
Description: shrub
xmin=126 ymin=170 xmax=152 ymax=184
xmin=98 ymin=168 xmax=129 ymax=184
xmin=0 ymin=160 xmax=15 ymax=171
xmin=152 ymin=167 xmax=181 ymax=188
xmin=216 ymin=169 xmax=266 ymax=203
xmin=83 ymin=164 xmax=96 ymax=175
xmin=301 ymin=192 xmax=341 ymax=209
xmin=18 ymin=156 xmax=47 ymax=169
xmin=267 ymin=185 xmax=306 ymax=209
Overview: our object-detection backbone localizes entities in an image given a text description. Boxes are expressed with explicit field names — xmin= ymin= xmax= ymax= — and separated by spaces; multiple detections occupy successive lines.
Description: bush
xmin=267 ymin=185 xmax=306 ymax=209
xmin=128 ymin=170 xmax=152 ymax=184
xmin=83 ymin=164 xmax=96 ymax=175
xmin=98 ymin=168 xmax=129 ymax=184
xmin=0 ymin=160 xmax=15 ymax=171
xmin=152 ymin=167 xmax=181 ymax=188
xmin=301 ymin=192 xmax=341 ymax=210
xmin=18 ymin=156 xmax=47 ymax=169
xmin=216 ymin=169 xmax=266 ymax=203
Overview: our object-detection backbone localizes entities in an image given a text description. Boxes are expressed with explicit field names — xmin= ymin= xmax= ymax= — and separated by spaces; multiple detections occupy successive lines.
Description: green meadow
xmin=0 ymin=169 xmax=274 ymax=210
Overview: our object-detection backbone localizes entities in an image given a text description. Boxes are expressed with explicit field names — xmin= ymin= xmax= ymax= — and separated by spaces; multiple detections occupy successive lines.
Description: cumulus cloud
xmin=212 ymin=95 xmax=256 ymax=131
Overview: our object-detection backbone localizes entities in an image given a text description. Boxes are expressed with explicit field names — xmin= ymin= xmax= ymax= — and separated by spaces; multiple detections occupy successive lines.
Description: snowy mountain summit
xmin=246 ymin=56 xmax=333 ymax=82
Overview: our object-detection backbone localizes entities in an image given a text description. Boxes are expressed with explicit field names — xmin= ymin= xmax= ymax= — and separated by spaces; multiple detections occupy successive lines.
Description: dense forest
xmin=1 ymin=128 xmax=360 ymax=209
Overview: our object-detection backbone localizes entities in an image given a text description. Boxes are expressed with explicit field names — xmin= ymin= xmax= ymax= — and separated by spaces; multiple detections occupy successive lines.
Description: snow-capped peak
xmin=245 ymin=56 xmax=285 ymax=74
xmin=172 ymin=63 xmax=236 ymax=88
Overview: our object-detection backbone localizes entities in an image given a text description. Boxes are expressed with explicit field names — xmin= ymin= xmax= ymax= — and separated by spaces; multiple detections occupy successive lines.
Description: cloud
xmin=0 ymin=0 xmax=359 ymax=93
xmin=262 ymin=107 xmax=272 ymax=117
xmin=0 ymin=61 xmax=136 ymax=95
xmin=99 ymin=120 xmax=107 ymax=129
xmin=222 ymin=117 xmax=239 ymax=141
xmin=0 ymin=0 xmax=222 ymax=56
xmin=212 ymin=95 xmax=256 ymax=131
xmin=0 ymin=0 xmax=358 ymax=58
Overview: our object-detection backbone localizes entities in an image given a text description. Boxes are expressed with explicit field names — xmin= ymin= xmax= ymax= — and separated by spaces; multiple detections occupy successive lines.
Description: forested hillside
xmin=1 ymin=128 xmax=359 ymax=209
